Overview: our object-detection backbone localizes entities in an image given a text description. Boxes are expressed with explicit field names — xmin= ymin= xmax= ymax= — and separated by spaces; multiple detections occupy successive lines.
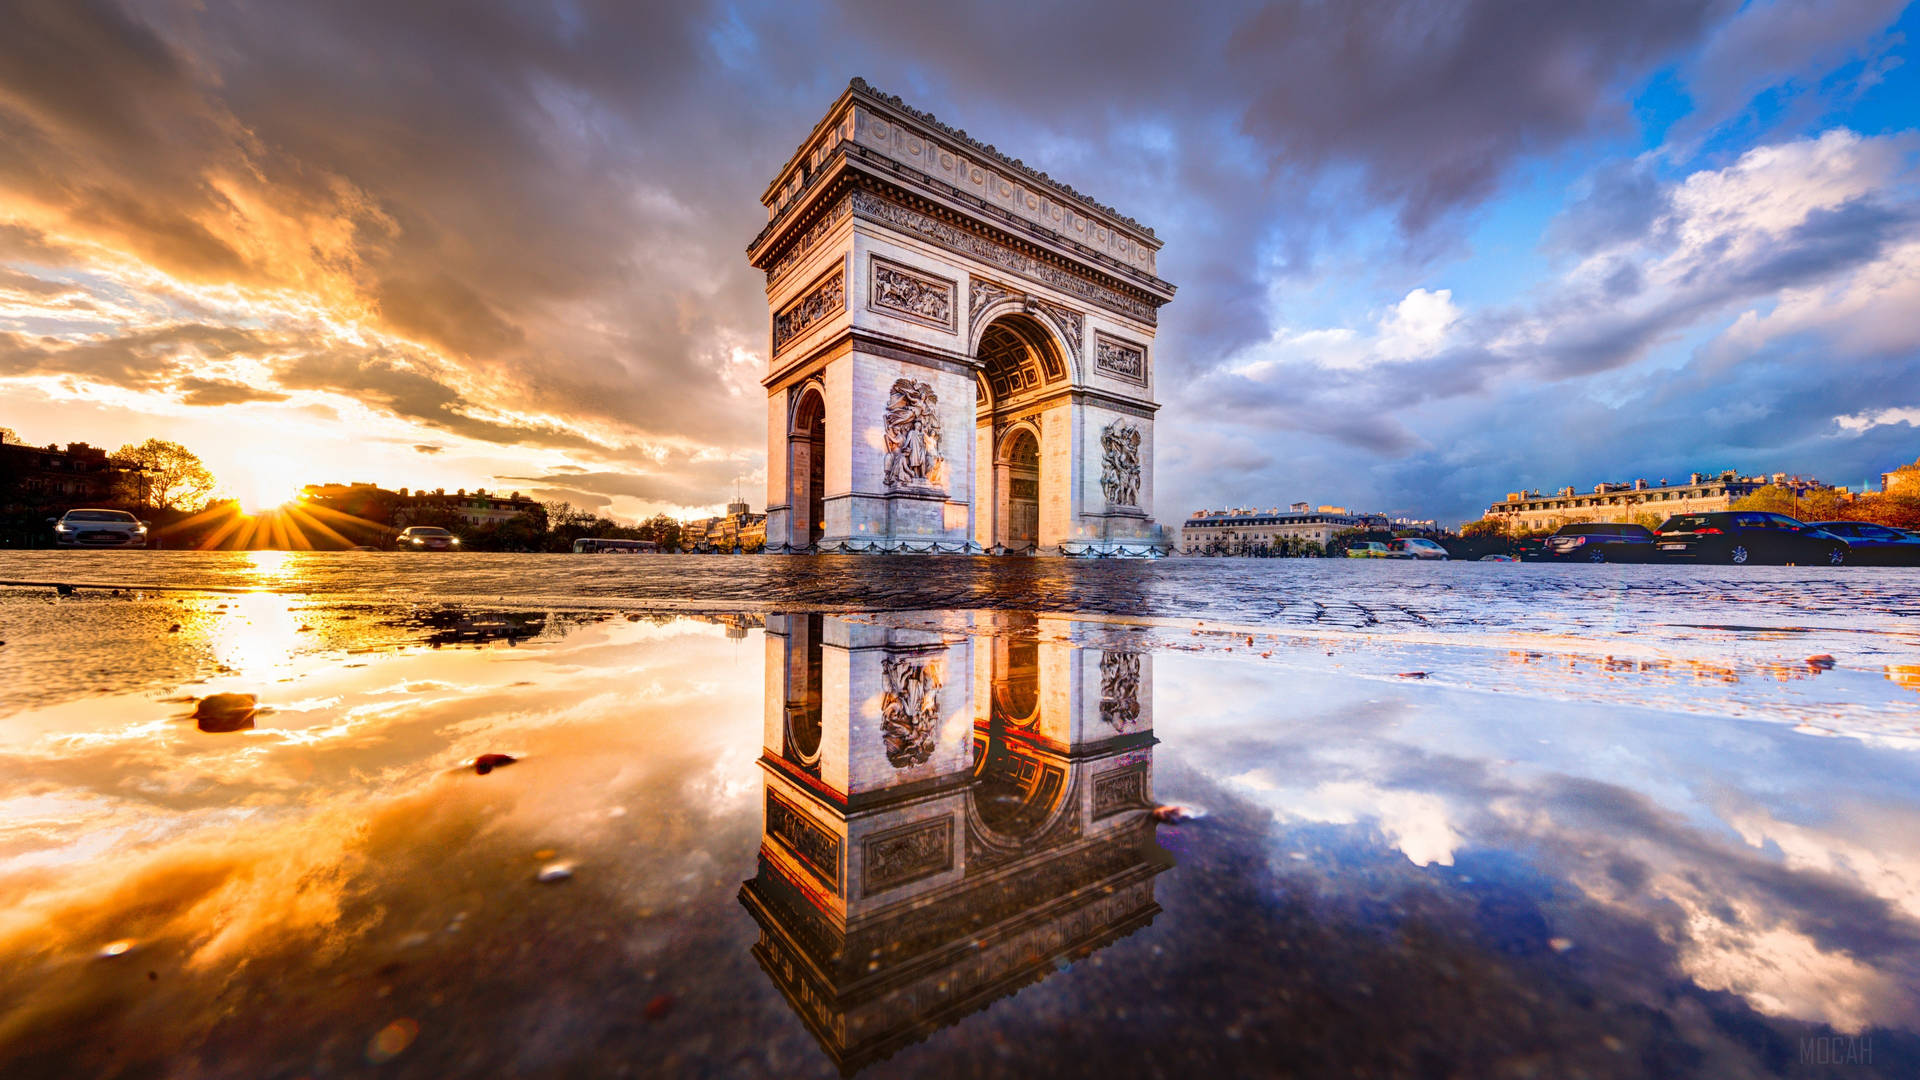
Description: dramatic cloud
xmin=1228 ymin=0 xmax=1731 ymax=231
xmin=177 ymin=377 xmax=288 ymax=406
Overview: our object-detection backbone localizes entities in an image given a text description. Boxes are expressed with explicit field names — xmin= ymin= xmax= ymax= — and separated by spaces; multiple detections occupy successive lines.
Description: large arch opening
xmin=975 ymin=314 xmax=1068 ymax=552
xmin=790 ymin=387 xmax=825 ymax=549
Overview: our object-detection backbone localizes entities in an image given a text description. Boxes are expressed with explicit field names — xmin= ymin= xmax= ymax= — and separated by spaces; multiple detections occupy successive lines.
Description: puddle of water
xmin=2 ymin=599 xmax=1918 ymax=1077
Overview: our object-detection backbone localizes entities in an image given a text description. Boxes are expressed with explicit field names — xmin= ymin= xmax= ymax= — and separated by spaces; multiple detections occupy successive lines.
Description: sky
xmin=1 ymin=0 xmax=1917 ymax=524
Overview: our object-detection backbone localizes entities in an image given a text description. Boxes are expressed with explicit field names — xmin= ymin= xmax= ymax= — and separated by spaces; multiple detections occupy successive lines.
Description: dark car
xmin=1811 ymin=521 xmax=1920 ymax=565
xmin=1513 ymin=536 xmax=1551 ymax=562
xmin=1542 ymin=522 xmax=1657 ymax=563
xmin=1653 ymin=512 xmax=1849 ymax=566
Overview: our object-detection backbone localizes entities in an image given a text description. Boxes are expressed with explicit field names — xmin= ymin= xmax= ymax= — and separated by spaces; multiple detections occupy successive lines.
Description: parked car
xmin=1388 ymin=537 xmax=1450 ymax=560
xmin=1512 ymin=537 xmax=1551 ymax=562
xmin=1479 ymin=554 xmax=1518 ymax=562
xmin=1541 ymin=522 xmax=1657 ymax=563
xmin=1653 ymin=512 xmax=1849 ymax=566
xmin=397 ymin=526 xmax=459 ymax=551
xmin=48 ymin=509 xmax=149 ymax=548
xmin=1810 ymin=521 xmax=1920 ymax=565
xmin=1346 ymin=541 xmax=1409 ymax=559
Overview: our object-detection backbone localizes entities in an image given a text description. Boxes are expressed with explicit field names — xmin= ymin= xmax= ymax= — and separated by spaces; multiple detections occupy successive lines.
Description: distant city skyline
xmin=2 ymin=1 xmax=1917 ymax=525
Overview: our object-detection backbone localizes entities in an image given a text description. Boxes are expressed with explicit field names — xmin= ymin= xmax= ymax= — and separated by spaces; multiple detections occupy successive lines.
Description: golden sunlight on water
xmin=208 ymin=591 xmax=308 ymax=681
xmin=243 ymin=548 xmax=297 ymax=581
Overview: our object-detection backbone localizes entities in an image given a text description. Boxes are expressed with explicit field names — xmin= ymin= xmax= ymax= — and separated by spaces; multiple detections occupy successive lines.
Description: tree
xmin=112 ymin=438 xmax=215 ymax=511
xmin=0 ymin=426 xmax=20 ymax=444
xmin=1732 ymin=484 xmax=1850 ymax=522
xmin=1850 ymin=491 xmax=1920 ymax=530
xmin=634 ymin=513 xmax=682 ymax=552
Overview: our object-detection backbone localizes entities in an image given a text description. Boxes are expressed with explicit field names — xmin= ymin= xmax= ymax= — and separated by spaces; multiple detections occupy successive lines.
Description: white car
xmin=51 ymin=509 xmax=149 ymax=548
xmin=1389 ymin=537 xmax=1451 ymax=560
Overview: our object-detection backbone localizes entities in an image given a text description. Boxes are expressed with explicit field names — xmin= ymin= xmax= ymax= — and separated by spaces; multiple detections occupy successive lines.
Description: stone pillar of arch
xmin=749 ymin=78 xmax=1176 ymax=555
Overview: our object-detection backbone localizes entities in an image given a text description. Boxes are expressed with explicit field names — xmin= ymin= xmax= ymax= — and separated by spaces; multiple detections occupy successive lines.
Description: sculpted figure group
xmin=880 ymin=654 xmax=942 ymax=768
xmin=1100 ymin=421 xmax=1142 ymax=508
xmin=884 ymin=378 xmax=945 ymax=491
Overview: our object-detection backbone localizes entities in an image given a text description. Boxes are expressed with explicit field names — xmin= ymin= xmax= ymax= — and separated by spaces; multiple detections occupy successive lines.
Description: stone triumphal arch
xmin=750 ymin=78 xmax=1176 ymax=555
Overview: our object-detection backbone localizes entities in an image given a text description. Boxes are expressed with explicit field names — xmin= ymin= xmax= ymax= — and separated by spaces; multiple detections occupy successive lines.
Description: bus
xmin=572 ymin=538 xmax=658 ymax=554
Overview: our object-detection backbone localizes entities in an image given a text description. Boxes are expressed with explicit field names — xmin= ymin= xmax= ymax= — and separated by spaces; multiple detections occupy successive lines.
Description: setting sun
xmin=234 ymin=464 xmax=308 ymax=515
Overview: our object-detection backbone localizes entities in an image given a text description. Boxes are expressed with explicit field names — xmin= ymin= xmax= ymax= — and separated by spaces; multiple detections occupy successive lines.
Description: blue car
xmin=1810 ymin=521 xmax=1920 ymax=566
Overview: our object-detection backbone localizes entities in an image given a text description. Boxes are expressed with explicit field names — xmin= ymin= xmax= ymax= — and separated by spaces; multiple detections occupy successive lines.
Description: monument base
xmin=1051 ymin=539 xmax=1170 ymax=558
xmin=819 ymin=536 xmax=986 ymax=555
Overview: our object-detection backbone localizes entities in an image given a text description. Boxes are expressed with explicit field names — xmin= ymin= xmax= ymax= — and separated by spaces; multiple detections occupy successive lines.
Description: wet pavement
xmin=2 ymin=555 xmax=1918 ymax=1077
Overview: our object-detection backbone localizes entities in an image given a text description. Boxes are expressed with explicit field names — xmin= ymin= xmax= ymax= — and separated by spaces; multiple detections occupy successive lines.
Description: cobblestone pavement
xmin=5 ymin=551 xmax=1918 ymax=639
xmin=6 ymin=552 xmax=1916 ymax=719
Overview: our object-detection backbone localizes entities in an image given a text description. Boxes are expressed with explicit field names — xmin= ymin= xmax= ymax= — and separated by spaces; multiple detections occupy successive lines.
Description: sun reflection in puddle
xmin=243 ymin=549 xmax=296 ymax=584
xmin=208 ymin=592 xmax=308 ymax=681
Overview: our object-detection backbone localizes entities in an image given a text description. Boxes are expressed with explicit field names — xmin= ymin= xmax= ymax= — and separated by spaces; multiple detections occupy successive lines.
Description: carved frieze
xmin=850 ymin=190 xmax=1157 ymax=326
xmin=766 ymin=196 xmax=851 ymax=285
xmin=880 ymin=652 xmax=942 ymax=767
xmin=968 ymin=277 xmax=1013 ymax=333
xmin=862 ymin=816 xmax=954 ymax=895
xmin=1099 ymin=652 xmax=1142 ymax=730
xmin=773 ymin=264 xmax=845 ymax=352
xmin=766 ymin=789 xmax=841 ymax=894
xmin=1092 ymin=763 xmax=1149 ymax=820
xmin=1029 ymin=299 xmax=1084 ymax=372
xmin=869 ymin=257 xmax=955 ymax=331
xmin=1100 ymin=421 xmax=1142 ymax=508
xmin=1095 ymin=333 xmax=1147 ymax=386
xmin=883 ymin=378 xmax=945 ymax=491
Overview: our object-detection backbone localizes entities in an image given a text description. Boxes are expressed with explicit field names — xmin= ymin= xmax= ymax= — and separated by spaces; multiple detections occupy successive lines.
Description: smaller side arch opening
xmin=1003 ymin=427 xmax=1040 ymax=552
xmin=790 ymin=385 xmax=826 ymax=549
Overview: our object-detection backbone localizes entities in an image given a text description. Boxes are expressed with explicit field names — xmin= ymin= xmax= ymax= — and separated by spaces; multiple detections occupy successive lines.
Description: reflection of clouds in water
xmin=1678 ymin=905 xmax=1901 ymax=1031
xmin=0 ymin=614 xmax=761 ymax=872
xmin=1232 ymin=768 xmax=1463 ymax=867
xmin=1157 ymin=652 xmax=1920 ymax=1033
xmin=0 ymin=616 xmax=767 ymax=1075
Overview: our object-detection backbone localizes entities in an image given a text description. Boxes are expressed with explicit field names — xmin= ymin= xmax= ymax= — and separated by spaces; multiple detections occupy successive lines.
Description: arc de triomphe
xmin=749 ymin=78 xmax=1175 ymax=555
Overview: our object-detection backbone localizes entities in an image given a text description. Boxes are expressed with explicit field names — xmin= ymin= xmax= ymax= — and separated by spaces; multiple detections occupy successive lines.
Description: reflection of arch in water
xmin=988 ymin=633 xmax=1040 ymax=729
xmin=744 ymin=612 xmax=1169 ymax=1074
xmin=781 ymin=613 xmax=825 ymax=774
xmin=965 ymin=718 xmax=1084 ymax=871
